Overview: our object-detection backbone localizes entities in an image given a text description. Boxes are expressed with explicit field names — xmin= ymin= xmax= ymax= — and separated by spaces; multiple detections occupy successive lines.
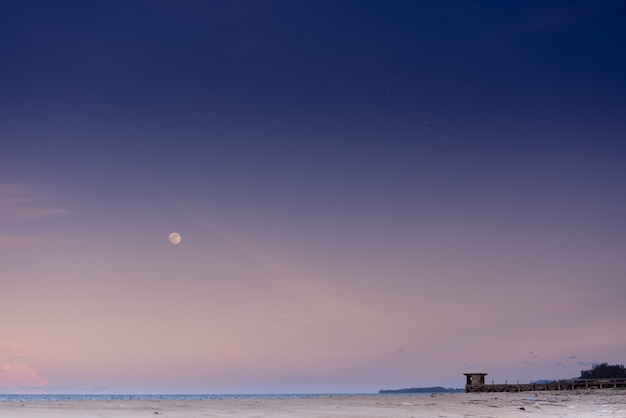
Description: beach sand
xmin=2 ymin=390 xmax=625 ymax=417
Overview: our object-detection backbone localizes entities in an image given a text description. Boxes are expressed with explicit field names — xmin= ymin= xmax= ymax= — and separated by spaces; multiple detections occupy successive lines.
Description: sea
xmin=0 ymin=392 xmax=435 ymax=402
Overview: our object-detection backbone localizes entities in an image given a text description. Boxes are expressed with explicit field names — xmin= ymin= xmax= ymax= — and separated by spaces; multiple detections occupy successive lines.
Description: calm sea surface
xmin=0 ymin=393 xmax=435 ymax=402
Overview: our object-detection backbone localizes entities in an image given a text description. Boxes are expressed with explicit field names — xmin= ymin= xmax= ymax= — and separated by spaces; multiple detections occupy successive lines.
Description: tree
xmin=579 ymin=363 xmax=626 ymax=379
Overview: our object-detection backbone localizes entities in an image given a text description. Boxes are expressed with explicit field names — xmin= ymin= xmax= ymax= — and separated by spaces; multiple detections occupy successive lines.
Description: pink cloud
xmin=0 ymin=343 xmax=48 ymax=389
xmin=0 ymin=364 xmax=49 ymax=388
xmin=0 ymin=182 xmax=67 ymax=222
xmin=0 ymin=234 xmax=48 ymax=249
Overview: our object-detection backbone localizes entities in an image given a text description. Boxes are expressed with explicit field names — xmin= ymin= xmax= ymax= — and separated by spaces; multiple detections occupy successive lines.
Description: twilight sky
xmin=1 ymin=0 xmax=625 ymax=394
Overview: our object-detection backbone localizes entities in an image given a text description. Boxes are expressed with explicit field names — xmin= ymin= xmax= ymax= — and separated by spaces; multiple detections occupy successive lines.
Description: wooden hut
xmin=464 ymin=373 xmax=487 ymax=391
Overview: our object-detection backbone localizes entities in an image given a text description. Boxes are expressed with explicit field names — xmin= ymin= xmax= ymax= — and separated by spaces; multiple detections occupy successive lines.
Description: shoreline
xmin=1 ymin=389 xmax=625 ymax=417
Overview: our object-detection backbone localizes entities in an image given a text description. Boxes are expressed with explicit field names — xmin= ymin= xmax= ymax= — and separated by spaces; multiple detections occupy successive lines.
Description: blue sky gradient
xmin=1 ymin=0 xmax=625 ymax=393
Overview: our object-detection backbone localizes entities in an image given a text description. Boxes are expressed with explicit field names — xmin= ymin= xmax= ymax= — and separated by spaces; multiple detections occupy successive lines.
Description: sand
xmin=1 ymin=390 xmax=625 ymax=417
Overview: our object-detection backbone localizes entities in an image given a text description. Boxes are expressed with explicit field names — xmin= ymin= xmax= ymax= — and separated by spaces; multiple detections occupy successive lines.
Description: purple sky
xmin=1 ymin=0 xmax=625 ymax=393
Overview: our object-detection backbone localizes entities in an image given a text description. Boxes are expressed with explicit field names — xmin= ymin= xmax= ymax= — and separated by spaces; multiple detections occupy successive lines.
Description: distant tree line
xmin=579 ymin=363 xmax=626 ymax=379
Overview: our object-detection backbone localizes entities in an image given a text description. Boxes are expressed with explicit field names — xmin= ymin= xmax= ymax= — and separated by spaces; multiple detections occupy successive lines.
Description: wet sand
xmin=2 ymin=390 xmax=625 ymax=417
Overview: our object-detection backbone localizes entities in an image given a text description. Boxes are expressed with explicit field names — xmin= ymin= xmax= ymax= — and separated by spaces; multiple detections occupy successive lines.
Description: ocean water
xmin=0 ymin=393 xmax=431 ymax=402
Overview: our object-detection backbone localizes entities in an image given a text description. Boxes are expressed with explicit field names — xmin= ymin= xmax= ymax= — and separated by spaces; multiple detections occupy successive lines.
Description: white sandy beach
xmin=2 ymin=390 xmax=625 ymax=417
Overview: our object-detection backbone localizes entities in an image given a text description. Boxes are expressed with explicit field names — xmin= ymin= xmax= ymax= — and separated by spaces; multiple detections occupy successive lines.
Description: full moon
xmin=168 ymin=232 xmax=182 ymax=245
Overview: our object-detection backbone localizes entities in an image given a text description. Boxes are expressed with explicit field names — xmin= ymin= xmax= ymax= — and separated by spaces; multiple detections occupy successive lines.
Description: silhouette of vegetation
xmin=579 ymin=363 xmax=626 ymax=379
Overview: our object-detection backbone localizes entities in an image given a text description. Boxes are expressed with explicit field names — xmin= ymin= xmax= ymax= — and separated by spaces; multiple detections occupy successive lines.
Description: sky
xmin=1 ymin=0 xmax=625 ymax=394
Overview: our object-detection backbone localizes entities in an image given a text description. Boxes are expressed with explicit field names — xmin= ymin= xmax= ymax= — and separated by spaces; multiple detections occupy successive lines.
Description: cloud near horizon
xmin=0 ymin=343 xmax=48 ymax=389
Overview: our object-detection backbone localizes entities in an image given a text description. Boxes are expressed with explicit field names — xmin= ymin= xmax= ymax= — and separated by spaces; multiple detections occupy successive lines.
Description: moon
xmin=168 ymin=232 xmax=182 ymax=245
